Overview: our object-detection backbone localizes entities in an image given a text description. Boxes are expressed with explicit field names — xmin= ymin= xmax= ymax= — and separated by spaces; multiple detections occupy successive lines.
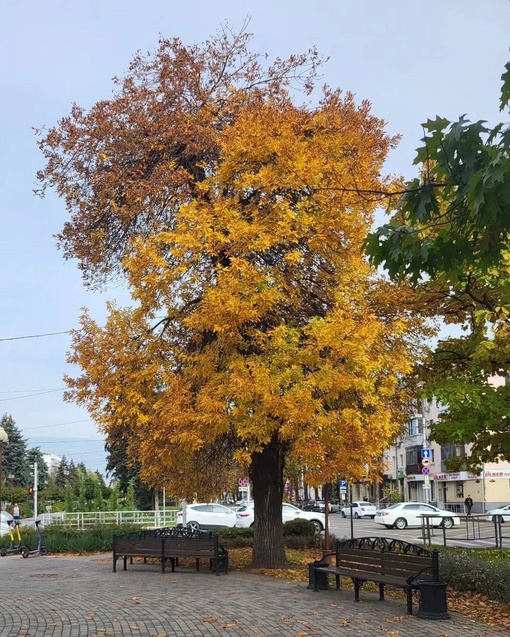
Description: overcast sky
xmin=1 ymin=0 xmax=509 ymax=475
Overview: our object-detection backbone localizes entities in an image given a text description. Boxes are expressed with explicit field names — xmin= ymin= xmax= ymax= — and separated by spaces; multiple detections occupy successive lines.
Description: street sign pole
xmin=421 ymin=449 xmax=431 ymax=504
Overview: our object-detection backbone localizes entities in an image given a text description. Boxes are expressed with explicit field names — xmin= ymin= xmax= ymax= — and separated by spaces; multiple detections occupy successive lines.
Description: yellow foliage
xmin=62 ymin=79 xmax=430 ymax=497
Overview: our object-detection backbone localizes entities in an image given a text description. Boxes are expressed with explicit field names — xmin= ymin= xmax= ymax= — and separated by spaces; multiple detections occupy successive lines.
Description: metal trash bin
xmin=416 ymin=580 xmax=450 ymax=620
xmin=307 ymin=560 xmax=329 ymax=590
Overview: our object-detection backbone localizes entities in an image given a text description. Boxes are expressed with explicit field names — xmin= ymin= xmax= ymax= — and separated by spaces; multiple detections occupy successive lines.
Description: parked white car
xmin=341 ymin=501 xmax=377 ymax=519
xmin=176 ymin=503 xmax=236 ymax=532
xmin=236 ymin=502 xmax=325 ymax=533
xmin=0 ymin=511 xmax=14 ymax=536
xmin=485 ymin=504 xmax=510 ymax=522
xmin=374 ymin=502 xmax=460 ymax=530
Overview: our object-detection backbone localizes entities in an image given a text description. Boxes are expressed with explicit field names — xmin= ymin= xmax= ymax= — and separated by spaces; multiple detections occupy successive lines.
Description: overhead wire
xmin=0 ymin=330 xmax=70 ymax=342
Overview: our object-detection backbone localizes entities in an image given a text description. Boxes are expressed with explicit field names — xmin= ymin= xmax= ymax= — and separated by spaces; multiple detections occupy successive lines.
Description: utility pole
xmin=33 ymin=461 xmax=38 ymax=520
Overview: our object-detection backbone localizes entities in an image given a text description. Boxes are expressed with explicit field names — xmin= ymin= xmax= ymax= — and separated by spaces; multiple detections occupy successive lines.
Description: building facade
xmin=42 ymin=453 xmax=62 ymax=478
xmin=382 ymin=398 xmax=510 ymax=513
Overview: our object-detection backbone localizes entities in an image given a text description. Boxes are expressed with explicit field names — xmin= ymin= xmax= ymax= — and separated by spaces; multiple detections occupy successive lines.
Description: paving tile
xmin=0 ymin=554 xmax=504 ymax=636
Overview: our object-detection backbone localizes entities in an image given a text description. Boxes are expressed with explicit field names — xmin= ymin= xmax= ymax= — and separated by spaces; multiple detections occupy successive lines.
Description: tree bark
xmin=250 ymin=433 xmax=288 ymax=568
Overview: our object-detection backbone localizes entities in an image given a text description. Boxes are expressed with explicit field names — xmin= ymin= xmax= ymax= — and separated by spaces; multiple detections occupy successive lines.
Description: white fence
xmin=38 ymin=510 xmax=178 ymax=530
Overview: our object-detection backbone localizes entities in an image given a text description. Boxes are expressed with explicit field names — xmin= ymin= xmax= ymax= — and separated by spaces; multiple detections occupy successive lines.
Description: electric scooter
xmin=0 ymin=520 xmax=26 ymax=556
xmin=1 ymin=520 xmax=25 ymax=556
xmin=22 ymin=520 xmax=48 ymax=558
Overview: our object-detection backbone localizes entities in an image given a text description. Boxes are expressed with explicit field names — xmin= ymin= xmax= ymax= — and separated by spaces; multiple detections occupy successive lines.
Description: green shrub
xmin=439 ymin=550 xmax=510 ymax=603
xmin=216 ymin=527 xmax=254 ymax=548
xmin=0 ymin=523 xmax=144 ymax=554
xmin=283 ymin=519 xmax=316 ymax=536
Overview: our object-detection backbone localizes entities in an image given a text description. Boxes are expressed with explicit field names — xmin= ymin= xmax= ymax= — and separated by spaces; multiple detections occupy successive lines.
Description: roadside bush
xmin=216 ymin=527 xmax=254 ymax=548
xmin=283 ymin=519 xmax=316 ymax=537
xmin=216 ymin=524 xmax=321 ymax=549
xmin=0 ymin=523 xmax=144 ymax=554
xmin=440 ymin=550 xmax=510 ymax=603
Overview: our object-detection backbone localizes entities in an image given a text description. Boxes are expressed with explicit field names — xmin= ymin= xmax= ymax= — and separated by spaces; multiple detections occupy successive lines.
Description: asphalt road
xmin=326 ymin=513 xmax=509 ymax=548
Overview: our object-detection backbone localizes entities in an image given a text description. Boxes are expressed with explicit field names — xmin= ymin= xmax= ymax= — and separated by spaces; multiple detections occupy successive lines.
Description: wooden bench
xmin=113 ymin=527 xmax=228 ymax=575
xmin=313 ymin=537 xmax=440 ymax=614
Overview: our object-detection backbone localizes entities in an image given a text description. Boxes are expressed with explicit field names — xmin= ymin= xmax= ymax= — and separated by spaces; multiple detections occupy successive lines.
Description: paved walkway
xmin=0 ymin=553 xmax=504 ymax=636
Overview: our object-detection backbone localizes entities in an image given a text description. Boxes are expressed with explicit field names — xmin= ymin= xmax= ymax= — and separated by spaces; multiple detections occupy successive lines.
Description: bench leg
xmin=161 ymin=557 xmax=165 ymax=574
xmin=113 ymin=553 xmax=117 ymax=573
xmin=406 ymin=587 xmax=414 ymax=615
xmin=123 ymin=556 xmax=128 ymax=571
xmin=335 ymin=574 xmax=340 ymax=590
xmin=195 ymin=558 xmax=200 ymax=571
xmin=353 ymin=579 xmax=363 ymax=602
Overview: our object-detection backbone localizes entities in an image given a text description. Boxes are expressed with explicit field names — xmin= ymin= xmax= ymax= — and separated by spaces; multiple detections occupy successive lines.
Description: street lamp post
xmin=0 ymin=427 xmax=9 ymax=512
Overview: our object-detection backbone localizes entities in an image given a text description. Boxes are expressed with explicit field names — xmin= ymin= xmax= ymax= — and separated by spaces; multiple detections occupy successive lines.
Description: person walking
xmin=10 ymin=502 xmax=23 ymax=524
xmin=464 ymin=495 xmax=474 ymax=515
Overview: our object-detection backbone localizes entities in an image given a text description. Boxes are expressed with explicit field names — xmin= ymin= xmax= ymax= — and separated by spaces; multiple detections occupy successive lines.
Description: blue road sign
xmin=339 ymin=480 xmax=347 ymax=488
xmin=422 ymin=467 xmax=430 ymax=475
xmin=421 ymin=448 xmax=431 ymax=459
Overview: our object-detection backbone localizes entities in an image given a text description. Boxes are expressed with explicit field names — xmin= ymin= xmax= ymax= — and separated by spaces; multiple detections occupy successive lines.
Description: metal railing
xmin=38 ymin=510 xmax=178 ymax=530
xmin=419 ymin=513 xmax=506 ymax=548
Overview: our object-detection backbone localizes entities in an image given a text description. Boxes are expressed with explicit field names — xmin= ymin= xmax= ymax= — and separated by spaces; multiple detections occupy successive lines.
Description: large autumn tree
xmin=366 ymin=62 xmax=510 ymax=471
xmin=37 ymin=26 xmax=430 ymax=567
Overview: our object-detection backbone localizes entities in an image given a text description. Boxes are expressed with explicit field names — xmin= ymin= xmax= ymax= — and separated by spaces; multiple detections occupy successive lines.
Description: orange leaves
xmin=53 ymin=28 xmax=432 ymax=501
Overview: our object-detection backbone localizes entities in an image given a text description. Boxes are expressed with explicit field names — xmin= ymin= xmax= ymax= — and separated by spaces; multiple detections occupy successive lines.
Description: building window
xmin=431 ymin=449 xmax=435 ymax=463
xmin=456 ymin=481 xmax=464 ymax=498
xmin=407 ymin=417 xmax=423 ymax=436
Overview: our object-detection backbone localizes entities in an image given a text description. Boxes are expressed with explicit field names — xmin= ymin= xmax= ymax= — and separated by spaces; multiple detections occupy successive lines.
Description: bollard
xmin=307 ymin=561 xmax=329 ymax=590
xmin=416 ymin=580 xmax=450 ymax=620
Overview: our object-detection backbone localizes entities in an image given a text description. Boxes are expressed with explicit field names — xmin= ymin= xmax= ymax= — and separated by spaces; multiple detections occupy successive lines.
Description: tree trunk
xmin=249 ymin=433 xmax=288 ymax=568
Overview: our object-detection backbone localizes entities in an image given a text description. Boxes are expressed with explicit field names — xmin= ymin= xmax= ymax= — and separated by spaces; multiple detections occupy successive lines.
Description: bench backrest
xmin=163 ymin=535 xmax=218 ymax=557
xmin=114 ymin=531 xmax=220 ymax=557
xmin=114 ymin=537 xmax=163 ymax=554
xmin=336 ymin=546 xmax=438 ymax=582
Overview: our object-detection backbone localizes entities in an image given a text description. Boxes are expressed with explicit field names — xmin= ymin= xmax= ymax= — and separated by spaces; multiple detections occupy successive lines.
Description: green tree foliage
xmin=105 ymin=434 xmax=153 ymax=509
xmin=55 ymin=456 xmax=69 ymax=490
xmin=26 ymin=447 xmax=49 ymax=490
xmin=1 ymin=414 xmax=30 ymax=487
xmin=366 ymin=62 xmax=510 ymax=470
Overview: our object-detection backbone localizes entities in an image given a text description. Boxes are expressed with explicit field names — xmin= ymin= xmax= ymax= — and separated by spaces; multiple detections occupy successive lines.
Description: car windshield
xmin=386 ymin=503 xmax=402 ymax=509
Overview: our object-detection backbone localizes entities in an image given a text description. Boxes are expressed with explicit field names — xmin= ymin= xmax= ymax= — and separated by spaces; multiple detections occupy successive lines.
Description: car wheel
xmin=341 ymin=511 xmax=346 ymax=518
xmin=0 ymin=549 xmax=6 ymax=557
xmin=371 ymin=516 xmax=376 ymax=519
xmin=250 ymin=522 xmax=255 ymax=528
xmin=186 ymin=521 xmax=200 ymax=532
xmin=493 ymin=515 xmax=504 ymax=524
xmin=354 ymin=512 xmax=360 ymax=519
xmin=312 ymin=520 xmax=323 ymax=534
xmin=442 ymin=517 xmax=454 ymax=529
xmin=394 ymin=517 xmax=407 ymax=530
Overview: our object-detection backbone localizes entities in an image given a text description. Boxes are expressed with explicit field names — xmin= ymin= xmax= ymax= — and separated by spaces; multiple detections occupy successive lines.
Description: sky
xmin=1 ymin=0 xmax=509 ymax=476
